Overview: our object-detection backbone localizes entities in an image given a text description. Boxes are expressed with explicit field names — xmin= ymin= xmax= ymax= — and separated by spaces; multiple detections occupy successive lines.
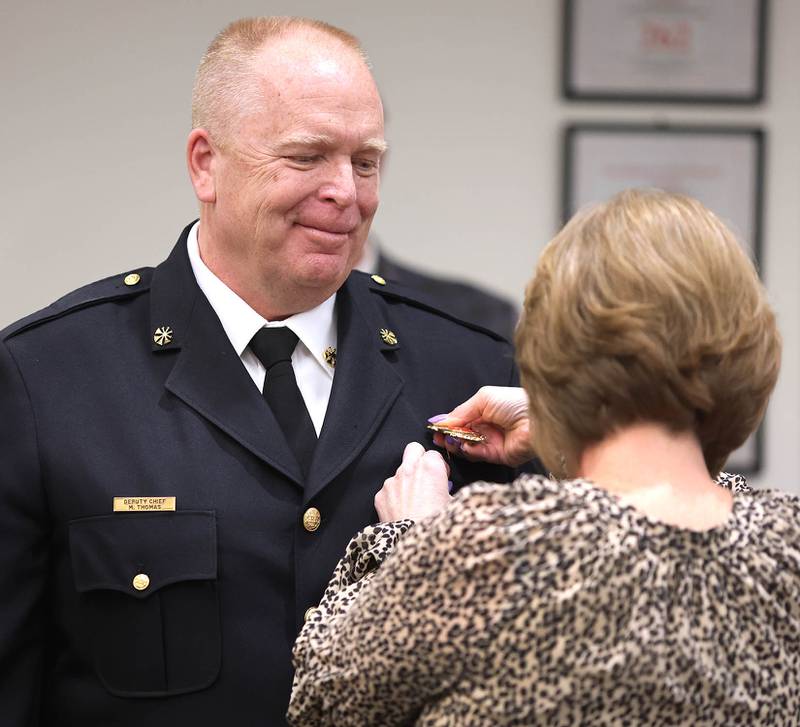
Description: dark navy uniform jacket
xmin=0 ymin=224 xmax=523 ymax=726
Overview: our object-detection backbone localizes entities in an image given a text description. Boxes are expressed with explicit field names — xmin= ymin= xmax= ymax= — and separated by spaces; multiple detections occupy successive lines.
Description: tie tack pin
xmin=153 ymin=326 xmax=174 ymax=346
xmin=323 ymin=346 xmax=337 ymax=368
xmin=379 ymin=328 xmax=398 ymax=346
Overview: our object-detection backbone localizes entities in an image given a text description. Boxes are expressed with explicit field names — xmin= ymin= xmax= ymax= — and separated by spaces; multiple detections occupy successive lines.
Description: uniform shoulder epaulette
xmin=360 ymin=271 xmax=510 ymax=343
xmin=2 ymin=267 xmax=154 ymax=341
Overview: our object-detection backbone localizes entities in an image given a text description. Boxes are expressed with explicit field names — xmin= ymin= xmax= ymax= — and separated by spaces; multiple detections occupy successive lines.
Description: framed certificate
xmin=563 ymin=123 xmax=766 ymax=473
xmin=563 ymin=0 xmax=768 ymax=103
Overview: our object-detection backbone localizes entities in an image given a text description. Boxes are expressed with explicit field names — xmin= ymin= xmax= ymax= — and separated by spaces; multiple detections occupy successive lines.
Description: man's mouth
xmin=295 ymin=222 xmax=356 ymax=243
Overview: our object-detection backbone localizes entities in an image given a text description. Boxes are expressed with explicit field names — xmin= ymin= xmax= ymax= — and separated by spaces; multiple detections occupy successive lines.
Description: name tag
xmin=113 ymin=496 xmax=176 ymax=512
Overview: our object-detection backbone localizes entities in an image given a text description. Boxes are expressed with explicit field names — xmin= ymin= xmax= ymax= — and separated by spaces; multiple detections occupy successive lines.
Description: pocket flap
xmin=69 ymin=511 xmax=217 ymax=599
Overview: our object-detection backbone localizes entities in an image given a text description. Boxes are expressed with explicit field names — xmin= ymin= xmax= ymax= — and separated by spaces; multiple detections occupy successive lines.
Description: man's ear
xmin=187 ymin=128 xmax=216 ymax=203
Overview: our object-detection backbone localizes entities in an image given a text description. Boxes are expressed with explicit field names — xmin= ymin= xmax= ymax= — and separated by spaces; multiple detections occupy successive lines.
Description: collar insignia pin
xmin=379 ymin=328 xmax=398 ymax=346
xmin=323 ymin=346 xmax=337 ymax=368
xmin=153 ymin=326 xmax=173 ymax=346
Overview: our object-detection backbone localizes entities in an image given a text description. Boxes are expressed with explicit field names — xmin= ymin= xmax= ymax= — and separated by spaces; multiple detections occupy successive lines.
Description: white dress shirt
xmin=186 ymin=222 xmax=336 ymax=435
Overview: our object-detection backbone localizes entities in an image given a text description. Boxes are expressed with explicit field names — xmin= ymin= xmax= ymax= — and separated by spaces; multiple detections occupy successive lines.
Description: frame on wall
xmin=562 ymin=123 xmax=766 ymax=474
xmin=562 ymin=0 xmax=768 ymax=103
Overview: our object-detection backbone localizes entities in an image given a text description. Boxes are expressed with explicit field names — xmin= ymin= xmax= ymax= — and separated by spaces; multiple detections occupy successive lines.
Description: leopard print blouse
xmin=288 ymin=474 xmax=800 ymax=725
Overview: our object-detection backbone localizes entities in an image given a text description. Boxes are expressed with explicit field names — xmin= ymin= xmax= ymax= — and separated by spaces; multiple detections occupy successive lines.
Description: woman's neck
xmin=577 ymin=422 xmax=734 ymax=531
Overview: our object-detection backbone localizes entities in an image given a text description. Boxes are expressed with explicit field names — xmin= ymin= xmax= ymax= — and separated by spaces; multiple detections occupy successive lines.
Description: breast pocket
xmin=68 ymin=510 xmax=220 ymax=697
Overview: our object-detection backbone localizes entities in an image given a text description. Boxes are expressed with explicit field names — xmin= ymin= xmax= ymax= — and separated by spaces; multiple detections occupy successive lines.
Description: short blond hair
xmin=516 ymin=188 xmax=780 ymax=476
xmin=192 ymin=17 xmax=367 ymax=145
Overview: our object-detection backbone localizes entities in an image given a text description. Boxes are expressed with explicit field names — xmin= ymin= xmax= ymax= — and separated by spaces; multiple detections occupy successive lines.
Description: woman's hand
xmin=429 ymin=386 xmax=534 ymax=467
xmin=375 ymin=442 xmax=452 ymax=522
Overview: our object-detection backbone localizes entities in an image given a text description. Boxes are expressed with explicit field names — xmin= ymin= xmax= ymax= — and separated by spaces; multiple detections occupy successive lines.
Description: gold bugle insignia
xmin=113 ymin=496 xmax=176 ymax=512
xmin=379 ymin=328 xmax=398 ymax=346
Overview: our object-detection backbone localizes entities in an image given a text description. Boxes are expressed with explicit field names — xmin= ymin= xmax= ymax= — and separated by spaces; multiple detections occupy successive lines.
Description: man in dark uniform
xmin=0 ymin=17 xmax=524 ymax=726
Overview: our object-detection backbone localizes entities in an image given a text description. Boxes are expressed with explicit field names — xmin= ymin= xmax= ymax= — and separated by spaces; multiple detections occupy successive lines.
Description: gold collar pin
xmin=153 ymin=326 xmax=173 ymax=346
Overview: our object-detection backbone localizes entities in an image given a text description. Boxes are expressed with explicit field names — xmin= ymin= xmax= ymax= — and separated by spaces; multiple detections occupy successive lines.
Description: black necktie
xmin=249 ymin=328 xmax=317 ymax=477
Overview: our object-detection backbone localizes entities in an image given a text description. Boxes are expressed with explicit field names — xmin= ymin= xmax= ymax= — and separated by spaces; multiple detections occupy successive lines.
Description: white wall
xmin=1 ymin=1 xmax=797 ymax=490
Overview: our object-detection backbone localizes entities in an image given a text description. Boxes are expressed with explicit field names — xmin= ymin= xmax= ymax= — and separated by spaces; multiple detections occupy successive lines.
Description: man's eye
xmin=353 ymin=158 xmax=379 ymax=175
xmin=287 ymin=155 xmax=319 ymax=165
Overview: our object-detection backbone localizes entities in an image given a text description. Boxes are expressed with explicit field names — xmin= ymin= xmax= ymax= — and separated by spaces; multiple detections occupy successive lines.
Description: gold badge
xmin=123 ymin=273 xmax=141 ymax=286
xmin=153 ymin=326 xmax=173 ymax=346
xmin=114 ymin=496 xmax=176 ymax=512
xmin=370 ymin=274 xmax=387 ymax=286
xmin=426 ymin=423 xmax=487 ymax=443
xmin=379 ymin=328 xmax=398 ymax=346
xmin=323 ymin=346 xmax=336 ymax=368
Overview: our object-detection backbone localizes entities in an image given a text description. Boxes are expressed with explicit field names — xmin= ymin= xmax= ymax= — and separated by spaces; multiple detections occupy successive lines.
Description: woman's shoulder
xmin=747 ymin=485 xmax=800 ymax=508
xmin=425 ymin=475 xmax=800 ymax=565
xmin=740 ymin=486 xmax=800 ymax=542
xmin=450 ymin=474 xmax=566 ymax=518
xmin=434 ymin=475 xmax=603 ymax=553
xmin=452 ymin=474 xmax=609 ymax=517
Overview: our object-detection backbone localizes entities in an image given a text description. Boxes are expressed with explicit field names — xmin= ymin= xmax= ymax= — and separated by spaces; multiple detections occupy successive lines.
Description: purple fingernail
xmin=445 ymin=435 xmax=464 ymax=450
xmin=428 ymin=414 xmax=449 ymax=423
xmin=447 ymin=480 xmax=454 ymax=493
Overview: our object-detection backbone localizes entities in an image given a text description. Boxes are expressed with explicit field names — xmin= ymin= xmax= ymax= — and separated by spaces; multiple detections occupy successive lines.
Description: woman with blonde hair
xmin=288 ymin=189 xmax=799 ymax=726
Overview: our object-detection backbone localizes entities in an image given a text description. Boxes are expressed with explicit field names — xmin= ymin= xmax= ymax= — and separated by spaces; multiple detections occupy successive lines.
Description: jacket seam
xmin=3 ymin=288 xmax=151 ymax=342
xmin=2 ymin=340 xmax=51 ymax=521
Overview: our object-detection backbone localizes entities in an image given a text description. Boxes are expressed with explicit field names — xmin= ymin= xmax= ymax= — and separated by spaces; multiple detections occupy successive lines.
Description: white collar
xmin=186 ymin=222 xmax=337 ymax=377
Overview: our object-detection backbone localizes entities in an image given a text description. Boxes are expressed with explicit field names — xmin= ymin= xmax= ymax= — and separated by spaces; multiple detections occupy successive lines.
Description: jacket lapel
xmin=151 ymin=226 xmax=304 ymax=486
xmin=304 ymin=276 xmax=403 ymax=502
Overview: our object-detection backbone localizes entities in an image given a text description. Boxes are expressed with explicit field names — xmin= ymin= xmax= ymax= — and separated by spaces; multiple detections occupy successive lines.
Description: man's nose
xmin=318 ymin=160 xmax=357 ymax=208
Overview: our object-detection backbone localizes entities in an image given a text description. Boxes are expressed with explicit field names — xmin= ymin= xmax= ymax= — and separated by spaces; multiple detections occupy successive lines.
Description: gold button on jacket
xmin=132 ymin=573 xmax=150 ymax=591
xmin=302 ymin=507 xmax=321 ymax=532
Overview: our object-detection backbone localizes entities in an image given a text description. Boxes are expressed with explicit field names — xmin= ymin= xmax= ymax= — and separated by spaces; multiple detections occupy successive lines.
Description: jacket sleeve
xmin=287 ymin=500 xmax=509 ymax=727
xmin=298 ymin=519 xmax=415 ymax=622
xmin=0 ymin=339 xmax=49 ymax=724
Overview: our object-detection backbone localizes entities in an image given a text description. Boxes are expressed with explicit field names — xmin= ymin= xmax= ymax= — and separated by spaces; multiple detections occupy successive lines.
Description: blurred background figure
xmin=356 ymin=233 xmax=518 ymax=340
xmin=289 ymin=189 xmax=799 ymax=726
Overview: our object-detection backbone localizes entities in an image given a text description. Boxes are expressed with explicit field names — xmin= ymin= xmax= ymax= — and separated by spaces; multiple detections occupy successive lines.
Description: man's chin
xmin=297 ymin=254 xmax=354 ymax=293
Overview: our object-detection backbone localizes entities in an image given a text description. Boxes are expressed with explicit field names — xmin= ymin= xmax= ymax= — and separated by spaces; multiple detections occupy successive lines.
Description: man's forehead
xmin=251 ymin=30 xmax=370 ymax=84
xmin=235 ymin=29 xmax=384 ymax=146
xmin=251 ymin=44 xmax=380 ymax=111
